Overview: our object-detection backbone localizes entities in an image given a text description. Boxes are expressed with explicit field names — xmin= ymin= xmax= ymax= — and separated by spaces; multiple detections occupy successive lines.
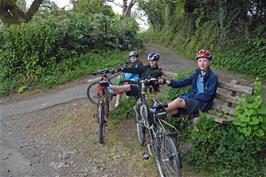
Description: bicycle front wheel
xmin=157 ymin=134 xmax=182 ymax=177
xmin=87 ymin=81 xmax=98 ymax=105
xmin=135 ymin=112 xmax=145 ymax=145
xmin=98 ymin=103 xmax=106 ymax=144
xmin=134 ymin=99 xmax=146 ymax=145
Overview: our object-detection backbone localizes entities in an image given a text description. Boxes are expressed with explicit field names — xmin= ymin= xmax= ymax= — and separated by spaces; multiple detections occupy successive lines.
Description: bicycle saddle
xmin=152 ymin=98 xmax=168 ymax=110
xmin=99 ymin=80 xmax=109 ymax=87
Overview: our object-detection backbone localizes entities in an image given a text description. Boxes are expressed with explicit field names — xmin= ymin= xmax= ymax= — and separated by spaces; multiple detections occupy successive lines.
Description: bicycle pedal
xmin=142 ymin=152 xmax=150 ymax=160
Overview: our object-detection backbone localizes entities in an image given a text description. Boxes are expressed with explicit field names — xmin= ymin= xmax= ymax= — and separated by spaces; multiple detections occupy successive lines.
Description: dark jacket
xmin=169 ymin=68 xmax=218 ymax=112
xmin=122 ymin=64 xmax=163 ymax=91
xmin=123 ymin=64 xmax=163 ymax=79
xmin=123 ymin=60 xmax=143 ymax=80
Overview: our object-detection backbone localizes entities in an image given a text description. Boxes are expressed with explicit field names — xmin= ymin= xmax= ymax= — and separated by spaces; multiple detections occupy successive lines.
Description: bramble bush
xmin=0 ymin=12 xmax=141 ymax=95
xmin=188 ymin=113 xmax=265 ymax=177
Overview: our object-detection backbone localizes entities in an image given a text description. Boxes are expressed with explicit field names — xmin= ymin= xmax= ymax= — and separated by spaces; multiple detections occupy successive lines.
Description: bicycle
xmin=133 ymin=79 xmax=182 ymax=177
xmin=134 ymin=78 xmax=158 ymax=145
xmin=148 ymin=99 xmax=182 ymax=177
xmin=87 ymin=68 xmax=120 ymax=144
xmin=87 ymin=68 xmax=121 ymax=105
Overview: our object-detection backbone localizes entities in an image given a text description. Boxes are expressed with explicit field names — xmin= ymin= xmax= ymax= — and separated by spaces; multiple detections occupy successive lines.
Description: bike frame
xmin=88 ymin=68 xmax=120 ymax=144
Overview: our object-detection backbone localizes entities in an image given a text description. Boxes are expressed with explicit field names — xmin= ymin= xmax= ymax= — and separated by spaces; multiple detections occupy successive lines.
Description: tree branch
xmin=0 ymin=0 xmax=44 ymax=25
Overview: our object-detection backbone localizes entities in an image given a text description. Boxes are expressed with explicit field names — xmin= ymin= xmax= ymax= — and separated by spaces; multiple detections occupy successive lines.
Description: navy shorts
xmin=183 ymin=98 xmax=201 ymax=114
xmin=175 ymin=98 xmax=201 ymax=117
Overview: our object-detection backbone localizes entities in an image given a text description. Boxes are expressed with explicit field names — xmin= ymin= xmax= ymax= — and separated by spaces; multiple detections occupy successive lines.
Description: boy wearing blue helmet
xmin=107 ymin=52 xmax=163 ymax=97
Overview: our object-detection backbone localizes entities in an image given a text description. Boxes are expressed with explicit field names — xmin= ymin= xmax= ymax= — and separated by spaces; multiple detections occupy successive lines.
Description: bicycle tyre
xmin=135 ymin=113 xmax=145 ymax=145
xmin=157 ymin=134 xmax=182 ymax=177
xmin=87 ymin=81 xmax=98 ymax=105
xmin=134 ymin=98 xmax=146 ymax=145
xmin=98 ymin=103 xmax=105 ymax=144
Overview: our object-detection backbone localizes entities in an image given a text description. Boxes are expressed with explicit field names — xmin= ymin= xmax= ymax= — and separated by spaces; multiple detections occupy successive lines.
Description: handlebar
xmin=120 ymin=78 xmax=159 ymax=85
xmin=140 ymin=78 xmax=159 ymax=85
xmin=90 ymin=68 xmax=120 ymax=75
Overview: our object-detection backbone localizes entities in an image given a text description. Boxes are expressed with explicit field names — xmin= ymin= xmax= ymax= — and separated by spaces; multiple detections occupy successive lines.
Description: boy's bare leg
xmin=113 ymin=85 xmax=131 ymax=94
xmin=167 ymin=109 xmax=179 ymax=117
xmin=165 ymin=97 xmax=186 ymax=114
xmin=115 ymin=93 xmax=122 ymax=107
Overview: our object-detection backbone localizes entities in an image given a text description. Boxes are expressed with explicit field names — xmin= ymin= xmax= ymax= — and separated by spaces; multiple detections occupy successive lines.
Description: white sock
xmin=107 ymin=85 xmax=114 ymax=94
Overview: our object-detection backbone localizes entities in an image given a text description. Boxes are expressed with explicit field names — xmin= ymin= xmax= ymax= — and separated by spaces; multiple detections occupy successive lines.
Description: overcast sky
xmin=26 ymin=0 xmax=72 ymax=8
xmin=26 ymin=0 xmax=148 ymax=31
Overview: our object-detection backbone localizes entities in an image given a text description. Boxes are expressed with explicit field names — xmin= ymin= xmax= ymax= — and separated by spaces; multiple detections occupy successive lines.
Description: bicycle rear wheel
xmin=98 ymin=103 xmax=106 ymax=144
xmin=87 ymin=81 xmax=98 ymax=105
xmin=157 ymin=134 xmax=182 ymax=177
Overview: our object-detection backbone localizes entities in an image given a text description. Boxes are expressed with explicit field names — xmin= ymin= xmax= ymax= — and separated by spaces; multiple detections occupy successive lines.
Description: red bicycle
xmin=87 ymin=68 xmax=120 ymax=144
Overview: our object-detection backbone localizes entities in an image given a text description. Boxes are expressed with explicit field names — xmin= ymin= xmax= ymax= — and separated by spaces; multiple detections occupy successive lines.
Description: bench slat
xmin=218 ymin=81 xmax=253 ymax=94
xmin=206 ymin=112 xmax=234 ymax=123
xmin=215 ymin=91 xmax=239 ymax=104
xmin=212 ymin=103 xmax=235 ymax=115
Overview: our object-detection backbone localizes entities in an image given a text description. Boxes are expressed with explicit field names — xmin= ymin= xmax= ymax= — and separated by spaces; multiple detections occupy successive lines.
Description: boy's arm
xmin=168 ymin=74 xmax=195 ymax=88
xmin=192 ymin=76 xmax=218 ymax=102
xmin=154 ymin=68 xmax=163 ymax=78
xmin=138 ymin=60 xmax=144 ymax=67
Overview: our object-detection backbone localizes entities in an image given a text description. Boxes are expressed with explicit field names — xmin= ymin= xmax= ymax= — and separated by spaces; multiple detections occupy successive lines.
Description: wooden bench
xmin=206 ymin=80 xmax=254 ymax=123
xmin=164 ymin=71 xmax=254 ymax=123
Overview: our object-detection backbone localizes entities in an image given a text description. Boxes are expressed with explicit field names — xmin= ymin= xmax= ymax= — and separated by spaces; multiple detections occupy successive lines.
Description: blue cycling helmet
xmin=148 ymin=52 xmax=160 ymax=61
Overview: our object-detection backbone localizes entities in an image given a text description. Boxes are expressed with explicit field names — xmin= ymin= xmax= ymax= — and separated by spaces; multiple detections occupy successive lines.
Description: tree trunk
xmin=165 ymin=0 xmax=176 ymax=31
xmin=0 ymin=0 xmax=43 ymax=25
xmin=122 ymin=0 xmax=136 ymax=16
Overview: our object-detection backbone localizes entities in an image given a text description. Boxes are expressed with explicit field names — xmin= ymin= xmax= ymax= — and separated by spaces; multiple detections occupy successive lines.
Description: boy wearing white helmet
xmin=107 ymin=52 xmax=163 ymax=97
xmin=115 ymin=51 xmax=143 ymax=108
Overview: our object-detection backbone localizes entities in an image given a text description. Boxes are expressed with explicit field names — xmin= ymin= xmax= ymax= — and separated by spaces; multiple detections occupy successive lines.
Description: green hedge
xmin=0 ymin=12 xmax=141 ymax=95
xmin=139 ymin=28 xmax=266 ymax=80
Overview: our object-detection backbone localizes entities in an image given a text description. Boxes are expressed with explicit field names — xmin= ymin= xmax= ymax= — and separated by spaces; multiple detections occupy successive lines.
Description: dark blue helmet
xmin=148 ymin=52 xmax=160 ymax=61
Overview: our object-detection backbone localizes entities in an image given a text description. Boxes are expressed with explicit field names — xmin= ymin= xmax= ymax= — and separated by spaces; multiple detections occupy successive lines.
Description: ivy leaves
xmin=233 ymin=80 xmax=266 ymax=137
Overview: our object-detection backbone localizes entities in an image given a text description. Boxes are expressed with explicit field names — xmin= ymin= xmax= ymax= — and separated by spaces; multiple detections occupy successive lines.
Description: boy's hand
xmin=158 ymin=78 xmax=167 ymax=85
xmin=117 ymin=67 xmax=124 ymax=72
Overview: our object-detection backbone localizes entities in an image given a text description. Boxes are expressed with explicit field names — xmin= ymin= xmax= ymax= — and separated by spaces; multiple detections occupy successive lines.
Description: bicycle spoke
xmin=160 ymin=136 xmax=182 ymax=177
